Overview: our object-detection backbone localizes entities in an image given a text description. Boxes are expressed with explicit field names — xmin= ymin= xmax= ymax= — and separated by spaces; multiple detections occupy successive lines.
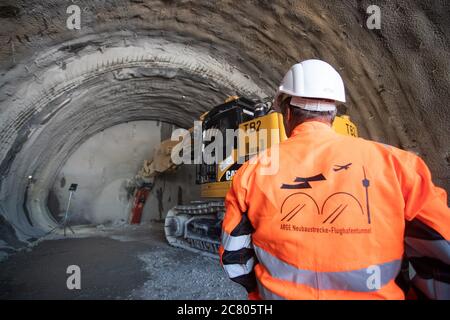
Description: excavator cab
xmin=196 ymin=97 xmax=264 ymax=186
xmin=198 ymin=97 xmax=287 ymax=199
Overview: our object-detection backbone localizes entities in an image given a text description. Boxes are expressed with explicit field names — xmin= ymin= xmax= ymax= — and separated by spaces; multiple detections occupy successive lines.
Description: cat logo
xmin=225 ymin=170 xmax=237 ymax=181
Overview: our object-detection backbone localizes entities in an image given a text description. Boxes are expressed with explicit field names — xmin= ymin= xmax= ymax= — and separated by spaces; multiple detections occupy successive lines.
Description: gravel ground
xmin=0 ymin=223 xmax=246 ymax=300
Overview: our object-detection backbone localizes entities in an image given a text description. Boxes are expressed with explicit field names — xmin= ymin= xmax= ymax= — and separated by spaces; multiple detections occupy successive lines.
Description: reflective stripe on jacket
xmin=220 ymin=121 xmax=450 ymax=300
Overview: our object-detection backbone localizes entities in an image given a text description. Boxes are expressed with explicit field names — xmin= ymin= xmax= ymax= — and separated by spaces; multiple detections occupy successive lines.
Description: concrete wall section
xmin=51 ymin=120 xmax=200 ymax=225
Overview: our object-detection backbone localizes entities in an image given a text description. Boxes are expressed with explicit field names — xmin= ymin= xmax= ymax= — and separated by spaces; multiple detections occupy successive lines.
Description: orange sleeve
xmin=398 ymin=152 xmax=450 ymax=237
xmin=220 ymin=163 xmax=259 ymax=296
xmin=395 ymin=151 xmax=450 ymax=299
xmin=222 ymin=163 xmax=250 ymax=234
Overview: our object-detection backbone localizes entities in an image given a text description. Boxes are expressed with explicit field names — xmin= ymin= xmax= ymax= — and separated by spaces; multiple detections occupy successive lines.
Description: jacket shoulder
xmin=344 ymin=135 xmax=420 ymax=163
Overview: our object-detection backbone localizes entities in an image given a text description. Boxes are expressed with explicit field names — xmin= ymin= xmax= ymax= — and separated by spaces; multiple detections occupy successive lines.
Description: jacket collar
xmin=290 ymin=120 xmax=334 ymax=138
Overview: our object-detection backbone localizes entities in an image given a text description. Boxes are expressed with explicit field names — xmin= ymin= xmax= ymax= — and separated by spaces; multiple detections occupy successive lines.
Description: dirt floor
xmin=0 ymin=223 xmax=246 ymax=300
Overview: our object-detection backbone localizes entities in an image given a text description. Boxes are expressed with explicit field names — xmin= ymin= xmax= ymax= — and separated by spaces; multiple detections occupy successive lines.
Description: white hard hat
xmin=274 ymin=59 xmax=346 ymax=111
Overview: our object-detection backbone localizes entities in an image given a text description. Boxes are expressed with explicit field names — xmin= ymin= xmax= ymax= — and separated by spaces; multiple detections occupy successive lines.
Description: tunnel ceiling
xmin=0 ymin=0 xmax=449 ymax=239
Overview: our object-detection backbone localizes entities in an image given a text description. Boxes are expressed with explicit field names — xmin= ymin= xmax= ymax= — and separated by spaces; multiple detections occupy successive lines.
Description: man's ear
xmin=286 ymin=106 xmax=292 ymax=121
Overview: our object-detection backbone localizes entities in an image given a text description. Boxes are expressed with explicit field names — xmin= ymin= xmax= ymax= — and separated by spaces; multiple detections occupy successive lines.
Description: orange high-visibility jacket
xmin=219 ymin=121 xmax=450 ymax=300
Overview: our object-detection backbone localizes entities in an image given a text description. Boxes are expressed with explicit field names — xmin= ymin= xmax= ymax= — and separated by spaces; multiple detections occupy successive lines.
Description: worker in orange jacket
xmin=219 ymin=59 xmax=450 ymax=300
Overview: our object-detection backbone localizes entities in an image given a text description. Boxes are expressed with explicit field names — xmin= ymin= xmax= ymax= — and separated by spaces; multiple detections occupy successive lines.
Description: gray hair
xmin=280 ymin=96 xmax=337 ymax=124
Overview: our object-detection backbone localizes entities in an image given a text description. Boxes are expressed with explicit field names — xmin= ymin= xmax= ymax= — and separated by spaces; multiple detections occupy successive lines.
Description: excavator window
xmin=196 ymin=98 xmax=259 ymax=185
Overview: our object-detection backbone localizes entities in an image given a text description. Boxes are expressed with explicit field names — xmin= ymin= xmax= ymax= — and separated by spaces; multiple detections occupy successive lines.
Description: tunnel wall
xmin=141 ymin=164 xmax=201 ymax=222
xmin=51 ymin=121 xmax=163 ymax=224
xmin=51 ymin=120 xmax=200 ymax=225
xmin=0 ymin=33 xmax=266 ymax=243
xmin=0 ymin=1 xmax=449 ymax=247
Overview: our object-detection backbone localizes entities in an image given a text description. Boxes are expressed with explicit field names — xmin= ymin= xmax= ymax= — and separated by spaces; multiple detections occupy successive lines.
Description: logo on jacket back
xmin=333 ymin=163 xmax=352 ymax=172
xmin=279 ymin=166 xmax=372 ymax=235
xmin=281 ymin=174 xmax=326 ymax=189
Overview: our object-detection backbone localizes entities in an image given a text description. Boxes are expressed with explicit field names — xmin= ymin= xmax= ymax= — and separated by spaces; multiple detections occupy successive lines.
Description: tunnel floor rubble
xmin=0 ymin=222 xmax=246 ymax=300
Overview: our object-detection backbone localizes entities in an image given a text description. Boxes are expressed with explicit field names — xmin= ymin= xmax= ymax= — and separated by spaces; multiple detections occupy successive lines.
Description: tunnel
xmin=0 ymin=0 xmax=449 ymax=299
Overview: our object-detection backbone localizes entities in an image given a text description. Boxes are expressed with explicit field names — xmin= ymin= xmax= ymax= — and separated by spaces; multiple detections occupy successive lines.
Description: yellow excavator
xmin=131 ymin=96 xmax=358 ymax=257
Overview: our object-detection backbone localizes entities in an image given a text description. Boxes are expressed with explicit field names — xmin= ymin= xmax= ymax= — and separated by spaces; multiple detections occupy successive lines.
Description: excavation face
xmin=0 ymin=1 xmax=449 ymax=247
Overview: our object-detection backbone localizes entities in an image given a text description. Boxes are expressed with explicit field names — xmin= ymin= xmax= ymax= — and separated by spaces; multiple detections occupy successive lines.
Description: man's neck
xmin=302 ymin=118 xmax=332 ymax=126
